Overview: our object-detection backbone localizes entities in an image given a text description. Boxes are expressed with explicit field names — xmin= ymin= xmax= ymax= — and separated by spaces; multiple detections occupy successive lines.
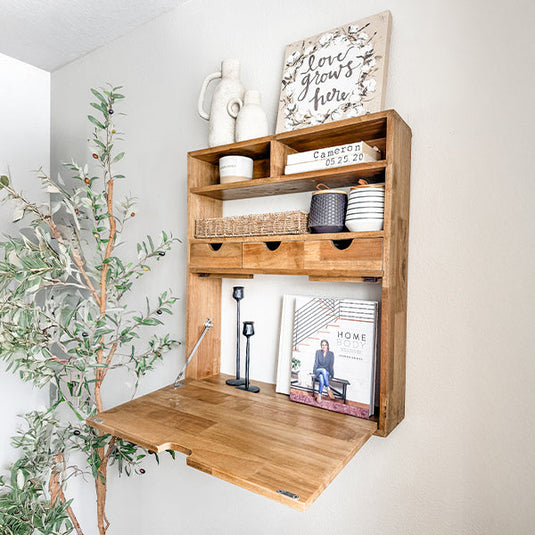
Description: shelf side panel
xmin=270 ymin=139 xmax=297 ymax=177
xmin=379 ymin=113 xmax=411 ymax=436
xmin=187 ymin=156 xmax=222 ymax=378
xmin=186 ymin=273 xmax=222 ymax=378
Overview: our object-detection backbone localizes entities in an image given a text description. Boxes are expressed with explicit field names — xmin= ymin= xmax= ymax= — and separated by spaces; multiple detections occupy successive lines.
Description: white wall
xmin=0 ymin=53 xmax=50 ymax=465
xmin=48 ymin=0 xmax=535 ymax=533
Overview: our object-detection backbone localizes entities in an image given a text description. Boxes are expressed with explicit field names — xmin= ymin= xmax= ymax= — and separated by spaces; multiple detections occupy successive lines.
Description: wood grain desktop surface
xmin=87 ymin=374 xmax=377 ymax=510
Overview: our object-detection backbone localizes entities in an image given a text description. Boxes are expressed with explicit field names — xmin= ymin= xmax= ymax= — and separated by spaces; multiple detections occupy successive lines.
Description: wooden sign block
xmin=276 ymin=11 xmax=392 ymax=133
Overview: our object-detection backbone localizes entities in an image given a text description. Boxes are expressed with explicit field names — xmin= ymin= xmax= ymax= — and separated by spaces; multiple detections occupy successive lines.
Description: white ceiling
xmin=0 ymin=0 xmax=187 ymax=72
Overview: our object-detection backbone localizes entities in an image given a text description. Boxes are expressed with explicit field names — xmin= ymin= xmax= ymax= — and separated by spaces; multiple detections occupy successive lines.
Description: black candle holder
xmin=226 ymin=286 xmax=246 ymax=386
xmin=236 ymin=321 xmax=260 ymax=393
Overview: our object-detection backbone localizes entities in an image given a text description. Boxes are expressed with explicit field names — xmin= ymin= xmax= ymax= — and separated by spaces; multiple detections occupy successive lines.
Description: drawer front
xmin=190 ymin=243 xmax=242 ymax=269
xmin=304 ymin=238 xmax=383 ymax=272
xmin=243 ymin=241 xmax=304 ymax=271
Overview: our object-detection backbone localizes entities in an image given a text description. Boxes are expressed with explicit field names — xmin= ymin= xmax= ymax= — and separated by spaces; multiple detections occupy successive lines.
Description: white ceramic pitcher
xmin=197 ymin=58 xmax=245 ymax=147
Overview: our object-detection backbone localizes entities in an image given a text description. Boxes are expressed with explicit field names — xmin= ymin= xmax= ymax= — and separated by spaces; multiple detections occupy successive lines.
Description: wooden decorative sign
xmin=276 ymin=11 xmax=392 ymax=133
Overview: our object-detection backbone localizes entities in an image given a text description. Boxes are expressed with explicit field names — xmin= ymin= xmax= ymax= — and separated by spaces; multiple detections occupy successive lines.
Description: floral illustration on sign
xmin=276 ymin=12 xmax=391 ymax=132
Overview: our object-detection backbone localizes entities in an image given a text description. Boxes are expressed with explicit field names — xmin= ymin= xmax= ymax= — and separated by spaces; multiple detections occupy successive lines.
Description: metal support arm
xmin=173 ymin=318 xmax=213 ymax=388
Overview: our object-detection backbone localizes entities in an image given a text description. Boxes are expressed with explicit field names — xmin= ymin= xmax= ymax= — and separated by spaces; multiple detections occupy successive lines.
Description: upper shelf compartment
xmin=275 ymin=114 xmax=387 ymax=155
xmin=188 ymin=112 xmax=392 ymax=201
xmin=189 ymin=137 xmax=272 ymax=181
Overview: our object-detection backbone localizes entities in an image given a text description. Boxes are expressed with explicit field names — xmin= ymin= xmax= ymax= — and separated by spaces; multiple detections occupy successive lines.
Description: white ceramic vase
xmin=229 ymin=90 xmax=269 ymax=142
xmin=198 ymin=59 xmax=245 ymax=147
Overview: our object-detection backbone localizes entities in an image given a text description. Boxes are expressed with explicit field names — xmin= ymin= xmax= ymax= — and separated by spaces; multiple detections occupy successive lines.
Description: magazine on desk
xmin=289 ymin=295 xmax=379 ymax=419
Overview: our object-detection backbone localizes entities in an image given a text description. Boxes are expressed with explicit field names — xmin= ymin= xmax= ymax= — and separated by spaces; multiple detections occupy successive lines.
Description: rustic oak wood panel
xmin=308 ymin=275 xmax=382 ymax=284
xmin=190 ymin=242 xmax=242 ymax=270
xmin=304 ymin=238 xmax=383 ymax=273
xmin=188 ymin=115 xmax=387 ymax=163
xmin=87 ymin=375 xmax=377 ymax=511
xmin=377 ymin=112 xmax=411 ymax=436
xmin=251 ymin=158 xmax=270 ymax=179
xmin=190 ymin=267 xmax=384 ymax=278
xmin=186 ymin=156 xmax=222 ymax=379
xmin=190 ymin=138 xmax=272 ymax=164
xmin=192 ymin=230 xmax=384 ymax=243
xmin=364 ymin=136 xmax=386 ymax=156
xmin=190 ymin=161 xmax=387 ymax=200
xmin=242 ymin=241 xmax=304 ymax=270
xmin=276 ymin=115 xmax=388 ymax=152
xmin=195 ymin=273 xmax=255 ymax=279
xmin=270 ymin=139 xmax=297 ymax=177
xmin=192 ymin=160 xmax=386 ymax=201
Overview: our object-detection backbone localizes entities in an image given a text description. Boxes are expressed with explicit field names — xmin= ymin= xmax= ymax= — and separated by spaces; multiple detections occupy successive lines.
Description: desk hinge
xmin=277 ymin=489 xmax=299 ymax=500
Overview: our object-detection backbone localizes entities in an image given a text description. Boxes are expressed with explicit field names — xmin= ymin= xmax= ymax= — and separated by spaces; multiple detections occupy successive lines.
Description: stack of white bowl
xmin=345 ymin=184 xmax=385 ymax=232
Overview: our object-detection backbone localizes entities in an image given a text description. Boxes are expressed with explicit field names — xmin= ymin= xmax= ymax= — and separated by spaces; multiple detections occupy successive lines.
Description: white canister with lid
xmin=219 ymin=155 xmax=253 ymax=184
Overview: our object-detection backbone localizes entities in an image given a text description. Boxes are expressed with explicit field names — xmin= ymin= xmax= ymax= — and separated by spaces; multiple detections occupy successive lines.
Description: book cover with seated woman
xmin=289 ymin=295 xmax=379 ymax=419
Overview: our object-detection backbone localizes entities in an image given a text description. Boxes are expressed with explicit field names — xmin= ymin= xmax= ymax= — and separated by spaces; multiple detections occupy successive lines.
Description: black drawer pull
xmin=264 ymin=241 xmax=281 ymax=251
xmin=331 ymin=239 xmax=353 ymax=250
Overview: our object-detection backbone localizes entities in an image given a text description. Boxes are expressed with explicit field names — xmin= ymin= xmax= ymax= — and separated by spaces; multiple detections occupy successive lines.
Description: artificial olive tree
xmin=0 ymin=87 xmax=179 ymax=535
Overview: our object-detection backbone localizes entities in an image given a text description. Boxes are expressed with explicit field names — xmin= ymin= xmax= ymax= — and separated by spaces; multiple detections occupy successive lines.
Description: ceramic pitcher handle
xmin=197 ymin=71 xmax=222 ymax=121
xmin=227 ymin=97 xmax=243 ymax=119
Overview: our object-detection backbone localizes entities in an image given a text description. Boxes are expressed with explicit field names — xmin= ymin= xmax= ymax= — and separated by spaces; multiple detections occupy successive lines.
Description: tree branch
xmin=49 ymin=453 xmax=85 ymax=535
xmin=99 ymin=342 xmax=118 ymax=383
xmin=59 ymin=488 xmax=85 ymax=535
xmin=1 ymin=183 xmax=102 ymax=306
xmin=99 ymin=179 xmax=116 ymax=315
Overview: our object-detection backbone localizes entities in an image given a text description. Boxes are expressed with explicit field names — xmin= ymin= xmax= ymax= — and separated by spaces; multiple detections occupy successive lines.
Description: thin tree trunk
xmin=95 ymin=437 xmax=116 ymax=535
xmin=95 ymin=448 xmax=109 ymax=535
xmin=94 ymin=173 xmax=117 ymax=533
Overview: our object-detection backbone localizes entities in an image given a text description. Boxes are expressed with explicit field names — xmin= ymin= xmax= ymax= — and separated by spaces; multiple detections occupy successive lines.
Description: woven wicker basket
xmin=195 ymin=211 xmax=309 ymax=238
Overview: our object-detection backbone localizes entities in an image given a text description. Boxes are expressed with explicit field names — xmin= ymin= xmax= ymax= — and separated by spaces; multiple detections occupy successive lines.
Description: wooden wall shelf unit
xmin=87 ymin=109 xmax=412 ymax=511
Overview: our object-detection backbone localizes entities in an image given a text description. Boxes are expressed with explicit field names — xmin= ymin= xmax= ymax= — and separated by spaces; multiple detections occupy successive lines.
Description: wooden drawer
xmin=304 ymin=238 xmax=383 ymax=273
xmin=243 ymin=241 xmax=304 ymax=272
xmin=190 ymin=242 xmax=242 ymax=269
